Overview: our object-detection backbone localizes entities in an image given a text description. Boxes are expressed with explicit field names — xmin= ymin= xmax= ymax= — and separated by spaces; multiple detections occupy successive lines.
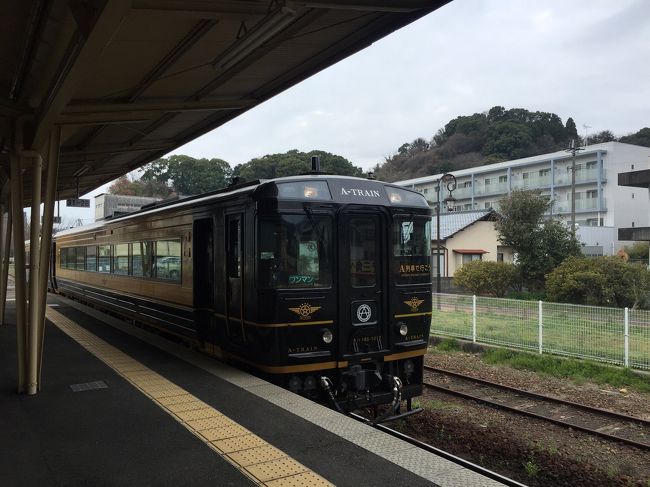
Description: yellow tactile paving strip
xmin=46 ymin=307 xmax=333 ymax=487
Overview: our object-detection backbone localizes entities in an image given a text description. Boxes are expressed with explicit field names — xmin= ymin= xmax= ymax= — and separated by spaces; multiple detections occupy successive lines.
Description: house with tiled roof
xmin=431 ymin=209 xmax=514 ymax=277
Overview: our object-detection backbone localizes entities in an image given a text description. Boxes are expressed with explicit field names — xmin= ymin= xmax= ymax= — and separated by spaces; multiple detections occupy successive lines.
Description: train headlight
xmin=398 ymin=322 xmax=408 ymax=336
xmin=387 ymin=191 xmax=403 ymax=204
xmin=322 ymin=329 xmax=333 ymax=344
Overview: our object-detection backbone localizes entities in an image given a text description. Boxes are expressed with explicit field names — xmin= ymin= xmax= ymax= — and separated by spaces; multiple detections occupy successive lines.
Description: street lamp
xmin=435 ymin=173 xmax=457 ymax=294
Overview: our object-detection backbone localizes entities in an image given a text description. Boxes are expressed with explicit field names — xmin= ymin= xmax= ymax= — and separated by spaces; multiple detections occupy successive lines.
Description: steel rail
xmin=349 ymin=412 xmax=526 ymax=487
xmin=424 ymin=365 xmax=650 ymax=451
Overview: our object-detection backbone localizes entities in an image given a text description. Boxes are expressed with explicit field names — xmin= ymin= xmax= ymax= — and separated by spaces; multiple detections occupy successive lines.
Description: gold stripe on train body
xmin=382 ymin=349 xmax=426 ymax=362
xmin=214 ymin=313 xmax=334 ymax=328
xmin=393 ymin=312 xmax=433 ymax=318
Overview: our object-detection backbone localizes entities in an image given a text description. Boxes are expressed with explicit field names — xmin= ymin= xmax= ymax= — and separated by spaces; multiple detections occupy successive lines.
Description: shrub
xmin=454 ymin=260 xmax=517 ymax=297
xmin=546 ymin=256 xmax=650 ymax=308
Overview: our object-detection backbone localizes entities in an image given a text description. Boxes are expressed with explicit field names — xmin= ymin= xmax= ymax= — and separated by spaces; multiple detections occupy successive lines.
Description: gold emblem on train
xmin=404 ymin=297 xmax=424 ymax=312
xmin=289 ymin=303 xmax=321 ymax=320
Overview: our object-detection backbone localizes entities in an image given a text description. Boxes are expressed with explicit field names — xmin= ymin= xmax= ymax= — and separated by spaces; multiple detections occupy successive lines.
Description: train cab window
xmin=349 ymin=217 xmax=377 ymax=288
xmin=155 ymin=240 xmax=181 ymax=281
xmin=76 ymin=247 xmax=86 ymax=270
xmin=258 ymin=214 xmax=332 ymax=288
xmin=98 ymin=245 xmax=111 ymax=273
xmin=392 ymin=217 xmax=432 ymax=284
xmin=86 ymin=246 xmax=97 ymax=271
xmin=132 ymin=241 xmax=153 ymax=277
xmin=112 ymin=244 xmax=129 ymax=275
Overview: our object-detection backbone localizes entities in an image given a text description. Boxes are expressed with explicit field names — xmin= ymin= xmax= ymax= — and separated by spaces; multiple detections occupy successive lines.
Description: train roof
xmin=55 ymin=174 xmax=428 ymax=237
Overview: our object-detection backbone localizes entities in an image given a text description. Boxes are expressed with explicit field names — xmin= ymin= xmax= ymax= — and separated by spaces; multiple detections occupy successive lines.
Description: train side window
xmin=155 ymin=240 xmax=181 ymax=281
xmin=76 ymin=246 xmax=86 ymax=270
xmin=60 ymin=248 xmax=68 ymax=268
xmin=132 ymin=241 xmax=153 ymax=277
xmin=112 ymin=244 xmax=129 ymax=275
xmin=86 ymin=246 xmax=97 ymax=271
xmin=98 ymin=245 xmax=111 ymax=273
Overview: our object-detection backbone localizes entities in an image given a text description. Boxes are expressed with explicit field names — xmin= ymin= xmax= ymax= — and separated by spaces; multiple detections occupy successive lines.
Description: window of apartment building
xmin=632 ymin=222 xmax=635 ymax=228
xmin=539 ymin=168 xmax=550 ymax=177
xmin=463 ymin=204 xmax=472 ymax=210
xmin=585 ymin=161 xmax=597 ymax=170
xmin=463 ymin=181 xmax=472 ymax=188
xmin=497 ymin=253 xmax=504 ymax=262
xmin=484 ymin=178 xmax=491 ymax=185
xmin=499 ymin=175 xmax=507 ymax=183
xmin=632 ymin=164 xmax=635 ymax=170
xmin=522 ymin=172 xmax=529 ymax=179
xmin=423 ymin=188 xmax=428 ymax=194
xmin=586 ymin=190 xmax=597 ymax=199
xmin=484 ymin=202 xmax=492 ymax=209
xmin=585 ymin=218 xmax=598 ymax=226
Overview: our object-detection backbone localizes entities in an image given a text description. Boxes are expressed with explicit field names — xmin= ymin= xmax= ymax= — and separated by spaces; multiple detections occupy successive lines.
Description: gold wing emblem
xmin=404 ymin=297 xmax=425 ymax=312
xmin=289 ymin=303 xmax=321 ymax=320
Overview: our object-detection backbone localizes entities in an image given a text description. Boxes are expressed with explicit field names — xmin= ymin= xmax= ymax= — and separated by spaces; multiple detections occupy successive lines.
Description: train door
xmin=193 ymin=218 xmax=214 ymax=350
xmin=338 ymin=209 xmax=388 ymax=358
xmin=225 ymin=213 xmax=245 ymax=344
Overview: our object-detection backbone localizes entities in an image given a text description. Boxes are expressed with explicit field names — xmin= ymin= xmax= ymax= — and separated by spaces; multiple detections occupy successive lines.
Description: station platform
xmin=0 ymin=291 xmax=503 ymax=486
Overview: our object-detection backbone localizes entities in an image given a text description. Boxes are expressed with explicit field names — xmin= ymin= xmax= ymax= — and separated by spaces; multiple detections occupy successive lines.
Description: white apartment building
xmin=397 ymin=142 xmax=650 ymax=254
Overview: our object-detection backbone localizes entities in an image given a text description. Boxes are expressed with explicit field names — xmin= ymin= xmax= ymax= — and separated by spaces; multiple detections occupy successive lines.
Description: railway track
xmin=423 ymin=365 xmax=650 ymax=451
xmin=349 ymin=412 xmax=527 ymax=487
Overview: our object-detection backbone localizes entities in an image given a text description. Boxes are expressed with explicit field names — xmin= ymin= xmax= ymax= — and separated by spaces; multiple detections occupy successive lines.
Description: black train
xmin=53 ymin=172 xmax=432 ymax=419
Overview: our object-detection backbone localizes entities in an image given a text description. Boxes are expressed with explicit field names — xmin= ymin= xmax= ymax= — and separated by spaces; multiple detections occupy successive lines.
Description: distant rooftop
xmin=431 ymin=209 xmax=496 ymax=241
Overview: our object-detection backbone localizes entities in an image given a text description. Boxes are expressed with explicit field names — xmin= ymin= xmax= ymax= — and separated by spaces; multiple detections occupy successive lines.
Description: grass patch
xmin=420 ymin=399 xmax=461 ymax=412
xmin=482 ymin=348 xmax=650 ymax=393
xmin=432 ymin=338 xmax=462 ymax=352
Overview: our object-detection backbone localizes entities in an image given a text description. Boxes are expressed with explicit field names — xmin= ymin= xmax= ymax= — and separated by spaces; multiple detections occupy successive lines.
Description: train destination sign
xmin=66 ymin=198 xmax=90 ymax=208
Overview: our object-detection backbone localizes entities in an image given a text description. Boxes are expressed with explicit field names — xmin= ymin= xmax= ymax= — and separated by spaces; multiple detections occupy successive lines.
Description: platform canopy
xmin=0 ymin=0 xmax=446 ymax=204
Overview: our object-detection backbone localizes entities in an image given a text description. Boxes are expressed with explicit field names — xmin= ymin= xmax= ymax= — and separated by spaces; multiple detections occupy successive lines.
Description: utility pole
xmin=566 ymin=139 xmax=584 ymax=233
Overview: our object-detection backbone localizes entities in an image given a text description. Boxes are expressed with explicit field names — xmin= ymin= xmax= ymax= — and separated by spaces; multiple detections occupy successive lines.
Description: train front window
xmin=258 ymin=214 xmax=332 ymax=289
xmin=349 ymin=217 xmax=377 ymax=288
xmin=392 ymin=217 xmax=432 ymax=284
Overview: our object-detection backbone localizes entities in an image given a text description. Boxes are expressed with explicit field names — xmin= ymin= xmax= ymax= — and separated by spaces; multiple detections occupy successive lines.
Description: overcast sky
xmin=69 ymin=0 xmax=650 ymax=223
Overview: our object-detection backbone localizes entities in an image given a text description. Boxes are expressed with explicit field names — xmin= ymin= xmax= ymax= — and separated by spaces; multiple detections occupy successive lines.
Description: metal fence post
xmin=472 ymin=295 xmax=477 ymax=343
xmin=538 ymin=300 xmax=543 ymax=355
xmin=624 ymin=307 xmax=629 ymax=368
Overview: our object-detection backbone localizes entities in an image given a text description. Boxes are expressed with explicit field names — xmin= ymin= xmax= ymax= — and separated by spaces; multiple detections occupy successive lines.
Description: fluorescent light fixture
xmin=72 ymin=165 xmax=90 ymax=177
xmin=213 ymin=6 xmax=297 ymax=71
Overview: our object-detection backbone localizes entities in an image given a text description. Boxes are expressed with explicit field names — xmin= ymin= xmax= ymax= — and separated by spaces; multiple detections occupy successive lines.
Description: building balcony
xmin=555 ymin=168 xmax=606 ymax=186
xmin=553 ymin=198 xmax=606 ymax=213
xmin=474 ymin=182 xmax=509 ymax=196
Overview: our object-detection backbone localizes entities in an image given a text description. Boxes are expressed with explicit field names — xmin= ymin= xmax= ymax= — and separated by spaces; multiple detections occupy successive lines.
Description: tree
xmin=619 ymin=127 xmax=650 ymax=147
xmin=546 ymin=256 xmax=650 ymax=309
xmin=565 ymin=117 xmax=578 ymax=139
xmin=482 ymin=121 xmax=535 ymax=160
xmin=588 ymin=130 xmax=616 ymax=144
xmin=454 ymin=260 xmax=518 ymax=297
xmin=107 ymin=175 xmax=172 ymax=198
xmin=623 ymin=242 xmax=649 ymax=265
xmin=141 ymin=155 xmax=232 ymax=195
xmin=233 ymin=149 xmax=363 ymax=181
xmin=495 ymin=190 xmax=581 ymax=289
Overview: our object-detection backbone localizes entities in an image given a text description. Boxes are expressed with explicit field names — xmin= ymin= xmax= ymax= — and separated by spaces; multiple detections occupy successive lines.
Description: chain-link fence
xmin=431 ymin=293 xmax=650 ymax=370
